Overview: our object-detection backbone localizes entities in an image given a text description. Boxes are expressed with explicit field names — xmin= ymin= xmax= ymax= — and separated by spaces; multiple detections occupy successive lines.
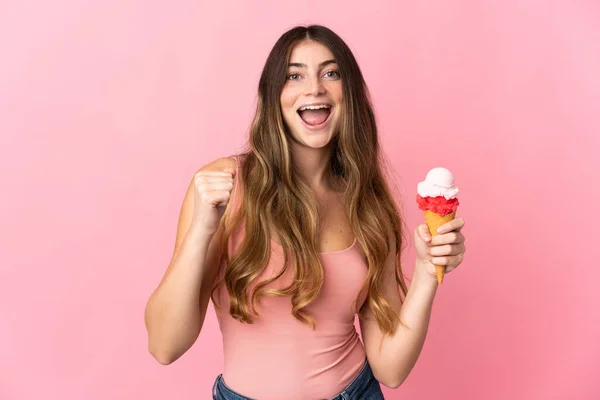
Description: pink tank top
xmin=214 ymin=156 xmax=369 ymax=400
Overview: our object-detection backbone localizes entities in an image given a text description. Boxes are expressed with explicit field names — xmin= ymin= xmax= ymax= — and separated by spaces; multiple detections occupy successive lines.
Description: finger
xmin=417 ymin=224 xmax=431 ymax=242
xmin=197 ymin=171 xmax=234 ymax=176
xmin=196 ymin=170 xmax=236 ymax=183
xmin=196 ymin=176 xmax=234 ymax=184
xmin=225 ymin=168 xmax=236 ymax=177
xmin=429 ymin=243 xmax=464 ymax=257
xmin=437 ymin=217 xmax=465 ymax=234
xmin=431 ymin=255 xmax=461 ymax=267
xmin=200 ymin=190 xmax=231 ymax=207
xmin=432 ymin=252 xmax=464 ymax=268
xmin=431 ymin=232 xmax=464 ymax=246
xmin=197 ymin=181 xmax=234 ymax=192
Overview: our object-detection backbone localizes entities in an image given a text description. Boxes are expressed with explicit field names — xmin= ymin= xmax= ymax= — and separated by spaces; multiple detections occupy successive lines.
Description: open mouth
xmin=297 ymin=104 xmax=332 ymax=127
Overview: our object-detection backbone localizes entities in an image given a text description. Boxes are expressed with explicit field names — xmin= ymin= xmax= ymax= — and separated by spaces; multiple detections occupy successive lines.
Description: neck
xmin=290 ymin=144 xmax=338 ymax=192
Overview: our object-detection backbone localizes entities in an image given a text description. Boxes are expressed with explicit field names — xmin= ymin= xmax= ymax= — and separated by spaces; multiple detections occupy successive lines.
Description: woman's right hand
xmin=191 ymin=167 xmax=236 ymax=236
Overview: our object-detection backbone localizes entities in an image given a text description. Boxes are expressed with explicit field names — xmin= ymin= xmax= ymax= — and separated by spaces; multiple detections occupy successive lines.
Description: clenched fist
xmin=192 ymin=168 xmax=236 ymax=236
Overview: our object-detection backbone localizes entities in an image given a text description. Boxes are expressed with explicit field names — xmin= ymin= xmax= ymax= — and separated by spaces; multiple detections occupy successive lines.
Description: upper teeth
xmin=299 ymin=104 xmax=331 ymax=111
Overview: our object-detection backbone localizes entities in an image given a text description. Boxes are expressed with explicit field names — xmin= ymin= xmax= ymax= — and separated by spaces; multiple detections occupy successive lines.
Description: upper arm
xmin=358 ymin=224 xmax=402 ymax=367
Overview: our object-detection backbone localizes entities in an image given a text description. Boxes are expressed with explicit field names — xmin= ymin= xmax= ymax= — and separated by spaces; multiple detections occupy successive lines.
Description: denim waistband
xmin=212 ymin=358 xmax=384 ymax=399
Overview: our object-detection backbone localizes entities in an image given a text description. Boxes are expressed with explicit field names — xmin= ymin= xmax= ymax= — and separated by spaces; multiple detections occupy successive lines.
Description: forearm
xmin=380 ymin=259 xmax=438 ymax=386
xmin=144 ymin=225 xmax=215 ymax=364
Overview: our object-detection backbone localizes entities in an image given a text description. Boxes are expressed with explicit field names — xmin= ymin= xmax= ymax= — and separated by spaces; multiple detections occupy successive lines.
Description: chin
xmin=290 ymin=126 xmax=336 ymax=148
xmin=303 ymin=137 xmax=333 ymax=149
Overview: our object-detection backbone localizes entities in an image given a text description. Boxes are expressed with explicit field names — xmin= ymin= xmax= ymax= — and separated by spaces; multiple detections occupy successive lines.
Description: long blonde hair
xmin=211 ymin=25 xmax=409 ymax=335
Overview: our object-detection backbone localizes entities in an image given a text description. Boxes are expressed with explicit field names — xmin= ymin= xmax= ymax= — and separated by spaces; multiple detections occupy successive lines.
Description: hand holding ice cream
xmin=416 ymin=167 xmax=465 ymax=284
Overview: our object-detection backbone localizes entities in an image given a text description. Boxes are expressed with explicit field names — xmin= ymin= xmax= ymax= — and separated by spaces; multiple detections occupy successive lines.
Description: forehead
xmin=288 ymin=40 xmax=335 ymax=65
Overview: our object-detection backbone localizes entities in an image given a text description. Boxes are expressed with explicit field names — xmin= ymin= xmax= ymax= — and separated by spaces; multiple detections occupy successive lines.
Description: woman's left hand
xmin=413 ymin=217 xmax=466 ymax=280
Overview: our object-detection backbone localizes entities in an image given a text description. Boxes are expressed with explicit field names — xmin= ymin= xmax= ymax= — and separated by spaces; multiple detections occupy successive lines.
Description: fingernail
xmin=437 ymin=227 xmax=444 ymax=233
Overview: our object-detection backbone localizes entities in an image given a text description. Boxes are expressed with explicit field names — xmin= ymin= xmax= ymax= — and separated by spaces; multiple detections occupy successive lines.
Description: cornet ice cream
xmin=416 ymin=167 xmax=460 ymax=284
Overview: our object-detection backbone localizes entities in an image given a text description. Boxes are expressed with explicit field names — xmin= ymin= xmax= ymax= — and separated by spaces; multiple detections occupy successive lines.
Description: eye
xmin=287 ymin=73 xmax=301 ymax=81
xmin=324 ymin=70 xmax=340 ymax=79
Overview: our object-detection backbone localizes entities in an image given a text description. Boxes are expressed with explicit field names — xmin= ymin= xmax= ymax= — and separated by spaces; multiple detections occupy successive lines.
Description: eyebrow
xmin=288 ymin=59 xmax=337 ymax=68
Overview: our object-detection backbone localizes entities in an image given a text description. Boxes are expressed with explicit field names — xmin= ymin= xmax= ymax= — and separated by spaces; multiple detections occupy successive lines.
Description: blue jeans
xmin=212 ymin=359 xmax=385 ymax=399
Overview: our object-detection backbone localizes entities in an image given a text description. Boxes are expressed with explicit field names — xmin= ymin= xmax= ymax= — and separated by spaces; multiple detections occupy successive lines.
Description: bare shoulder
xmin=197 ymin=156 xmax=237 ymax=173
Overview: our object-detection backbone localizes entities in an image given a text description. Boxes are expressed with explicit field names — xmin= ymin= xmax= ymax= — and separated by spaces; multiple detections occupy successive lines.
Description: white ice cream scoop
xmin=417 ymin=167 xmax=459 ymax=199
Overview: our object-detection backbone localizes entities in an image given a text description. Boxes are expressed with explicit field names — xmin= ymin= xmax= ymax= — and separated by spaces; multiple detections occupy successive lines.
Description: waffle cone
xmin=424 ymin=210 xmax=456 ymax=284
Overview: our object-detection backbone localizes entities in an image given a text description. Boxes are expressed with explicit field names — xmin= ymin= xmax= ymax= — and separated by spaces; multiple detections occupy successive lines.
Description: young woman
xmin=144 ymin=25 xmax=466 ymax=400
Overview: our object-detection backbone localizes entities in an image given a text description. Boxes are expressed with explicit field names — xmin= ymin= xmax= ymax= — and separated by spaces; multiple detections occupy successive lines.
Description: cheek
xmin=280 ymin=92 xmax=299 ymax=127
xmin=280 ymin=87 xmax=295 ymax=109
xmin=332 ymin=83 xmax=343 ymax=103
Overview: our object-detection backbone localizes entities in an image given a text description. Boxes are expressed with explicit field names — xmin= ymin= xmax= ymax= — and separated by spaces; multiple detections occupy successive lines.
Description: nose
xmin=304 ymin=76 xmax=326 ymax=96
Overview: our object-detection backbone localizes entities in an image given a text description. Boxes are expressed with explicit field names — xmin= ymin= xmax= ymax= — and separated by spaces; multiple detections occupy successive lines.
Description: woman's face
xmin=280 ymin=40 xmax=343 ymax=149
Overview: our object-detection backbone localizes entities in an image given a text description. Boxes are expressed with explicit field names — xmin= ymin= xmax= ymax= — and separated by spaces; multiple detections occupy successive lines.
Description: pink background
xmin=1 ymin=1 xmax=599 ymax=399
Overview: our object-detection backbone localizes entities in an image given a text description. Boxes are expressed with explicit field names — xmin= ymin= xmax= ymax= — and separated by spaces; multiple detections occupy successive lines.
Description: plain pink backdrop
xmin=1 ymin=1 xmax=599 ymax=399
